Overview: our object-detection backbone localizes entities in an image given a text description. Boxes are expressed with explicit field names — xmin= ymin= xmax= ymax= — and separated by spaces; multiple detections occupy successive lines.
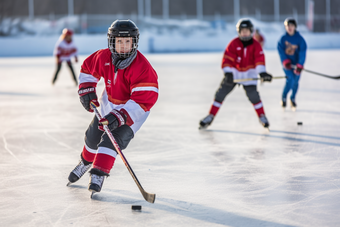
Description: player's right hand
xmin=78 ymin=87 xmax=100 ymax=112
xmin=282 ymin=59 xmax=291 ymax=70
xmin=224 ymin=72 xmax=234 ymax=86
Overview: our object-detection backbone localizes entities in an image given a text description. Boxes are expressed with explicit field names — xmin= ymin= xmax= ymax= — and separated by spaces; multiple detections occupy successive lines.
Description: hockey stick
xmin=90 ymin=102 xmax=156 ymax=203
xmin=292 ymin=65 xmax=340 ymax=80
xmin=233 ymin=76 xmax=287 ymax=83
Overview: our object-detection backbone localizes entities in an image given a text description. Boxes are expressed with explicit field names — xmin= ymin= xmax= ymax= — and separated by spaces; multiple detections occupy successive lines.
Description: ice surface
xmin=0 ymin=50 xmax=340 ymax=227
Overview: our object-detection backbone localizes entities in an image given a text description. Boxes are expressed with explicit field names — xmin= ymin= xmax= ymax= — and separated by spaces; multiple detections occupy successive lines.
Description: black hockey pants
xmin=84 ymin=116 xmax=134 ymax=153
xmin=52 ymin=61 xmax=78 ymax=85
xmin=214 ymin=78 xmax=261 ymax=104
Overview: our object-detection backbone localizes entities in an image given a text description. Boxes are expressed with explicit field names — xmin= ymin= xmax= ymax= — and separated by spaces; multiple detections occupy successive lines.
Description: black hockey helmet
xmin=284 ymin=17 xmax=297 ymax=28
xmin=236 ymin=18 xmax=254 ymax=41
xmin=107 ymin=19 xmax=139 ymax=59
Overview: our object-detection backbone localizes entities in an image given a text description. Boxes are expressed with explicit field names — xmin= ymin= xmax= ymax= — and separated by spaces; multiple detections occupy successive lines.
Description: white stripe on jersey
xmin=97 ymin=146 xmax=117 ymax=158
xmin=99 ymin=90 xmax=149 ymax=135
xmin=85 ymin=144 xmax=97 ymax=154
xmin=256 ymin=65 xmax=266 ymax=74
xmin=79 ymin=72 xmax=99 ymax=84
xmin=131 ymin=86 xmax=159 ymax=95
xmin=222 ymin=66 xmax=233 ymax=73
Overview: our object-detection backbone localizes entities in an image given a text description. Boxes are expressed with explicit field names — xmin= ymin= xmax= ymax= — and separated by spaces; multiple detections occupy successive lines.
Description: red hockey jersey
xmin=53 ymin=39 xmax=77 ymax=62
xmin=221 ymin=37 xmax=266 ymax=85
xmin=79 ymin=49 xmax=159 ymax=134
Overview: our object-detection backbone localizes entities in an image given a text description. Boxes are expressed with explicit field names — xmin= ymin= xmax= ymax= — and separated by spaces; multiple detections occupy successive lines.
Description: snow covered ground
xmin=0 ymin=50 xmax=340 ymax=227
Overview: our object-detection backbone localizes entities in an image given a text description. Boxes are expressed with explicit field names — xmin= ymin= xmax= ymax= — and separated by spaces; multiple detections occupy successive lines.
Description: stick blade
xmin=142 ymin=191 xmax=156 ymax=203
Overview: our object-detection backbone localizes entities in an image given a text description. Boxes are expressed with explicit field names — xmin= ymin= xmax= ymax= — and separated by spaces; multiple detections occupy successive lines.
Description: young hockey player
xmin=199 ymin=18 xmax=272 ymax=129
xmin=67 ymin=20 xmax=159 ymax=195
xmin=52 ymin=28 xmax=78 ymax=85
xmin=253 ymin=28 xmax=265 ymax=47
xmin=278 ymin=18 xmax=307 ymax=110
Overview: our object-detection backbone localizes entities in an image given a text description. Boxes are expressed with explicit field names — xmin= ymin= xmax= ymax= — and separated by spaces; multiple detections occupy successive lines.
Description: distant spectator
xmin=253 ymin=29 xmax=265 ymax=47
xmin=52 ymin=28 xmax=78 ymax=85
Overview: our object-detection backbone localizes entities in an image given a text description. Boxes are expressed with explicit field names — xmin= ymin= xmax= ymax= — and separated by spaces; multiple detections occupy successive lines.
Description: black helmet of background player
xmin=236 ymin=18 xmax=254 ymax=41
xmin=284 ymin=18 xmax=297 ymax=28
xmin=107 ymin=19 xmax=139 ymax=59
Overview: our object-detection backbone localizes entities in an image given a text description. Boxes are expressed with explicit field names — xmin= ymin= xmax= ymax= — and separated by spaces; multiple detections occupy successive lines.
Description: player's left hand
xmin=294 ymin=64 xmax=303 ymax=75
xmin=98 ymin=110 xmax=126 ymax=131
xmin=260 ymin=72 xmax=273 ymax=82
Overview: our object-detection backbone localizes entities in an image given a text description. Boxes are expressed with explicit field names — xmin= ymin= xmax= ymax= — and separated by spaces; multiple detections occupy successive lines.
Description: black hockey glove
xmin=98 ymin=109 xmax=127 ymax=131
xmin=260 ymin=72 xmax=273 ymax=82
xmin=224 ymin=72 xmax=234 ymax=86
xmin=78 ymin=87 xmax=99 ymax=112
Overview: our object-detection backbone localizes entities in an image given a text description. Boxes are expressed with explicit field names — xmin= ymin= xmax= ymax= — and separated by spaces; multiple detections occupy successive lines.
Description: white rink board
xmin=0 ymin=50 xmax=339 ymax=227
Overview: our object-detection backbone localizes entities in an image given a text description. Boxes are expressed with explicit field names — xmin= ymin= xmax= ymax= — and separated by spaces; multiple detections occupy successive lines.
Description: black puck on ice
xmin=297 ymin=122 xmax=303 ymax=125
xmin=131 ymin=205 xmax=142 ymax=211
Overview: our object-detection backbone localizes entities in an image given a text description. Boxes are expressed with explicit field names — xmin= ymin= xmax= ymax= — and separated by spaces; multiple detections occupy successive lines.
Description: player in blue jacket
xmin=277 ymin=18 xmax=307 ymax=110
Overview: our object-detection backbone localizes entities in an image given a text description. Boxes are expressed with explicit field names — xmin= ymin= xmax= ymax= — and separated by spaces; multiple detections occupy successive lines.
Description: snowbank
xmin=0 ymin=17 xmax=339 ymax=57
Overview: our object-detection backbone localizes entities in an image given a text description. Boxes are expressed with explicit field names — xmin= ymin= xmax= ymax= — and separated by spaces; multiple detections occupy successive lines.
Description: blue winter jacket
xmin=277 ymin=31 xmax=307 ymax=65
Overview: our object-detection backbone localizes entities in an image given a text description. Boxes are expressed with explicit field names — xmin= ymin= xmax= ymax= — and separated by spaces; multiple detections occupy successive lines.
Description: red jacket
xmin=221 ymin=38 xmax=266 ymax=85
xmin=79 ymin=49 xmax=159 ymax=134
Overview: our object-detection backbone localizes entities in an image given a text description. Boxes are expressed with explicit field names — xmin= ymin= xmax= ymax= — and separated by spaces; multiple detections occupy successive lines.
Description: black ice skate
xmin=199 ymin=114 xmax=214 ymax=129
xmin=67 ymin=159 xmax=92 ymax=186
xmin=290 ymin=99 xmax=297 ymax=111
xmin=259 ymin=114 xmax=270 ymax=128
xmin=88 ymin=168 xmax=109 ymax=198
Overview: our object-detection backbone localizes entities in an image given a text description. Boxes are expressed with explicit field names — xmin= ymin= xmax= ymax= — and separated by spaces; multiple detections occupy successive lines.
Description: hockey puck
xmin=297 ymin=122 xmax=303 ymax=125
xmin=131 ymin=205 xmax=142 ymax=211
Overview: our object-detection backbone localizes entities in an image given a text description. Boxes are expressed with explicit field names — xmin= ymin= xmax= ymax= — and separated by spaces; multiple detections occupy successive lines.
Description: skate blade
xmin=199 ymin=124 xmax=210 ymax=130
xmin=90 ymin=191 xmax=95 ymax=198
xmin=67 ymin=182 xmax=72 ymax=186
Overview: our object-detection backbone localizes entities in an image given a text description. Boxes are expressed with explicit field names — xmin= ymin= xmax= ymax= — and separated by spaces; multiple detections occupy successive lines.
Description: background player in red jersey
xmin=67 ymin=20 xmax=159 ymax=194
xmin=199 ymin=19 xmax=272 ymax=129
xmin=52 ymin=28 xmax=78 ymax=85
xmin=253 ymin=28 xmax=265 ymax=47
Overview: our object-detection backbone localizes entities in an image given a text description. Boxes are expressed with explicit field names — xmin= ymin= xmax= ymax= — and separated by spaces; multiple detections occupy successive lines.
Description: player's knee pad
xmin=244 ymin=85 xmax=261 ymax=104
xmin=85 ymin=116 xmax=104 ymax=150
xmin=99 ymin=125 xmax=134 ymax=150
xmin=215 ymin=80 xmax=235 ymax=103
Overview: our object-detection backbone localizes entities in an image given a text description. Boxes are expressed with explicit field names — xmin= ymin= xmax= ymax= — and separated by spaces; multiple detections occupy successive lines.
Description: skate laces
xmin=91 ymin=174 xmax=105 ymax=186
xmin=72 ymin=160 xmax=91 ymax=178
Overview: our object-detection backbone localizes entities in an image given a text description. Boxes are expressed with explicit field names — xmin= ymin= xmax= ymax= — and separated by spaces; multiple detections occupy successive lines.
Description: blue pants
xmin=282 ymin=69 xmax=300 ymax=101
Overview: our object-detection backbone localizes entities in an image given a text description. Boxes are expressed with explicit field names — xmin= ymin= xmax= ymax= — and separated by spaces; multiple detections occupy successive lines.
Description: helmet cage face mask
xmin=108 ymin=35 xmax=138 ymax=59
xmin=107 ymin=20 xmax=139 ymax=59
xmin=236 ymin=19 xmax=254 ymax=41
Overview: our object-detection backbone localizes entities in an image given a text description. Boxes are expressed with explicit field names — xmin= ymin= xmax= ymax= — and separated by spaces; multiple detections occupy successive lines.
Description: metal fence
xmin=1 ymin=0 xmax=340 ymax=35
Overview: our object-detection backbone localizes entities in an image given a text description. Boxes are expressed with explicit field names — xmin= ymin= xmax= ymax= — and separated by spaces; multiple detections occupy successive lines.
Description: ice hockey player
xmin=253 ymin=28 xmax=265 ymax=47
xmin=278 ymin=18 xmax=307 ymax=110
xmin=52 ymin=28 xmax=78 ymax=85
xmin=199 ymin=18 xmax=272 ymax=129
xmin=67 ymin=20 xmax=159 ymax=195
